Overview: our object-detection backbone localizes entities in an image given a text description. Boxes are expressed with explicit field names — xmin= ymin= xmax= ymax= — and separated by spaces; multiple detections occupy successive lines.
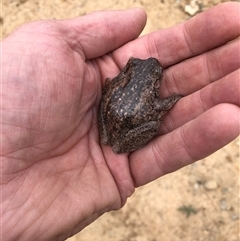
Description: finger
xmin=61 ymin=9 xmax=147 ymax=59
xmin=113 ymin=2 xmax=240 ymax=67
xmin=130 ymin=104 xmax=240 ymax=186
xmin=159 ymin=69 xmax=240 ymax=134
xmin=161 ymin=39 xmax=240 ymax=97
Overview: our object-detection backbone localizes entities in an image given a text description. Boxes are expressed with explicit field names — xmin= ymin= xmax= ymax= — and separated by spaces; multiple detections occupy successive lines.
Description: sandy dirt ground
xmin=2 ymin=0 xmax=239 ymax=241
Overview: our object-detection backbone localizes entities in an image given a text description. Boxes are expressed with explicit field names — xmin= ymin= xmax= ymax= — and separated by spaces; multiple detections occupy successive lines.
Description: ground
xmin=1 ymin=0 xmax=239 ymax=241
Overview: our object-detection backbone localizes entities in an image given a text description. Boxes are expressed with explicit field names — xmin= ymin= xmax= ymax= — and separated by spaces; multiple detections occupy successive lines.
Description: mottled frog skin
xmin=98 ymin=57 xmax=181 ymax=153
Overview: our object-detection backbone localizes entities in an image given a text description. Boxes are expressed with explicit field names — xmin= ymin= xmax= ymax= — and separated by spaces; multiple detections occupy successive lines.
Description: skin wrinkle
xmin=102 ymin=17 xmax=114 ymax=56
xmin=145 ymin=33 xmax=158 ymax=59
xmin=2 ymin=159 xmax=33 ymax=184
xmin=223 ymin=40 xmax=240 ymax=73
xmin=213 ymin=47 xmax=225 ymax=78
xmin=178 ymin=125 xmax=197 ymax=161
xmin=4 ymin=179 xmax=35 ymax=229
xmin=172 ymin=67 xmax=183 ymax=95
xmin=71 ymin=32 xmax=88 ymax=61
xmin=109 ymin=54 xmax=122 ymax=76
xmin=41 ymin=43 xmax=71 ymax=63
xmin=80 ymin=22 xmax=110 ymax=60
xmin=151 ymin=140 xmax=169 ymax=177
xmin=95 ymin=170 xmax=113 ymax=207
xmin=113 ymin=161 xmax=134 ymax=203
xmin=4 ymin=143 xmax=47 ymax=159
xmin=182 ymin=22 xmax=196 ymax=57
xmin=71 ymin=37 xmax=86 ymax=61
xmin=2 ymin=173 xmax=24 ymax=202
xmin=15 ymin=190 xmax=51 ymax=241
xmin=164 ymin=29 xmax=188 ymax=66
xmin=78 ymin=67 xmax=98 ymax=110
xmin=161 ymin=108 xmax=178 ymax=134
xmin=75 ymin=24 xmax=98 ymax=53
xmin=204 ymin=50 xmax=220 ymax=83
xmin=195 ymin=57 xmax=210 ymax=88
xmin=198 ymin=85 xmax=211 ymax=113
xmin=164 ymin=65 xmax=182 ymax=97
xmin=3 ymin=97 xmax=70 ymax=157
xmin=103 ymin=154 xmax=130 ymax=205
xmin=160 ymin=31 xmax=173 ymax=62
xmin=3 ymin=110 xmax=84 ymax=162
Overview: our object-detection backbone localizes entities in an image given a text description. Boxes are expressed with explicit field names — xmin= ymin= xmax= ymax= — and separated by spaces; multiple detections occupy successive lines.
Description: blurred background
xmin=1 ymin=0 xmax=239 ymax=240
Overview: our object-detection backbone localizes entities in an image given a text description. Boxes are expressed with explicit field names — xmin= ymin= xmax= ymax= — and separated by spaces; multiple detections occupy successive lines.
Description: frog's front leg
xmin=156 ymin=93 xmax=182 ymax=111
xmin=112 ymin=121 xmax=159 ymax=153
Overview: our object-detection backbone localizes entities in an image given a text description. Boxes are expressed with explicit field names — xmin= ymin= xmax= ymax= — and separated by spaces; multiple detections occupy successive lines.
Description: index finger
xmin=113 ymin=2 xmax=240 ymax=67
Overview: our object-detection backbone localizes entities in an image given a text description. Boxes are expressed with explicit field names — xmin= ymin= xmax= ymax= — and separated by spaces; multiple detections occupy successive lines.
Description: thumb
xmin=61 ymin=8 xmax=147 ymax=59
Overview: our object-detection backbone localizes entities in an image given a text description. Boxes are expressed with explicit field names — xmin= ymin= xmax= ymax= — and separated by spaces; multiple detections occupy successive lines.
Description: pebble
xmin=185 ymin=0 xmax=200 ymax=16
xmin=204 ymin=180 xmax=218 ymax=190
xmin=230 ymin=213 xmax=239 ymax=221
xmin=220 ymin=199 xmax=227 ymax=210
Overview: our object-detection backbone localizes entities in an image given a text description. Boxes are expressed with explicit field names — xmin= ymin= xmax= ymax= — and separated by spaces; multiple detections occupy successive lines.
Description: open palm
xmin=1 ymin=3 xmax=239 ymax=241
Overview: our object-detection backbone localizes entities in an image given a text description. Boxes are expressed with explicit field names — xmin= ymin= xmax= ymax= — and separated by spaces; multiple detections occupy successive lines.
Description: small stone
xmin=220 ymin=199 xmax=227 ymax=210
xmin=204 ymin=180 xmax=218 ymax=190
xmin=193 ymin=182 xmax=199 ymax=190
xmin=230 ymin=213 xmax=239 ymax=221
xmin=185 ymin=0 xmax=200 ymax=16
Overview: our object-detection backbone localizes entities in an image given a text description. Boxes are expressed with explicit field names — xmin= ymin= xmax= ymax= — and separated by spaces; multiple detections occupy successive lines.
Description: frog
xmin=98 ymin=57 xmax=181 ymax=154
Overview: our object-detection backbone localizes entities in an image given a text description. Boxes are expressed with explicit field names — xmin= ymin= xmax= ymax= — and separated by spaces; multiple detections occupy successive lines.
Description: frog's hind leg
xmin=112 ymin=121 xmax=159 ymax=154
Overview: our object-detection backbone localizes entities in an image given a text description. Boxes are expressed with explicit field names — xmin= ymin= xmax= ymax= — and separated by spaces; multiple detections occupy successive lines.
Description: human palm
xmin=1 ymin=3 xmax=240 ymax=241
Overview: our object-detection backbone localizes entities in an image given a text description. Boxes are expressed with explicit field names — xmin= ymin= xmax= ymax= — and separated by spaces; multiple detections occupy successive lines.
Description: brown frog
xmin=98 ymin=57 xmax=181 ymax=153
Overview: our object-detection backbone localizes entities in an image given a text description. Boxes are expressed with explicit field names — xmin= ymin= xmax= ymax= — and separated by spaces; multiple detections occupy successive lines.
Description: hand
xmin=1 ymin=2 xmax=239 ymax=241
